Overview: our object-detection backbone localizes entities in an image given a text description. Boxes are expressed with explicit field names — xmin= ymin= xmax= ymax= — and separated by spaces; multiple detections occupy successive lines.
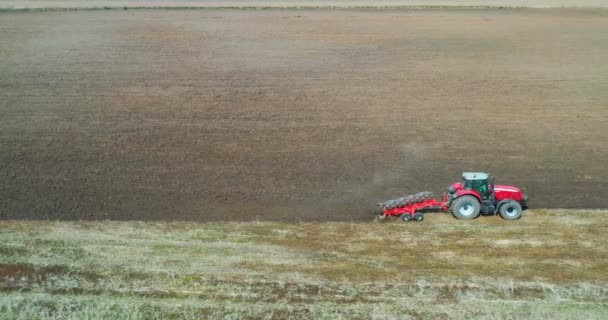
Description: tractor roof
xmin=462 ymin=172 xmax=489 ymax=180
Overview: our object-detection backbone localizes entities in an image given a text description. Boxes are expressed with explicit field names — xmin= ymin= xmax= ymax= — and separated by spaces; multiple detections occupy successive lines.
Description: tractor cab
xmin=461 ymin=172 xmax=492 ymax=199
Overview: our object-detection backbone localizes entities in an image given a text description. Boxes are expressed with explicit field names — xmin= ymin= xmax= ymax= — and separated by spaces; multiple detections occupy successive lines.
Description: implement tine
xmin=379 ymin=191 xmax=436 ymax=209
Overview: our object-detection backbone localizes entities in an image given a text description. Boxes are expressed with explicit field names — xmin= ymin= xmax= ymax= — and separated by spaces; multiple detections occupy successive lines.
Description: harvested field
xmin=0 ymin=210 xmax=607 ymax=319
xmin=1 ymin=8 xmax=607 ymax=221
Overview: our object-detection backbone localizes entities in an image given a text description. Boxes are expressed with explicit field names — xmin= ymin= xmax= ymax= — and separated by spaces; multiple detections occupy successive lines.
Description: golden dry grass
xmin=0 ymin=209 xmax=607 ymax=319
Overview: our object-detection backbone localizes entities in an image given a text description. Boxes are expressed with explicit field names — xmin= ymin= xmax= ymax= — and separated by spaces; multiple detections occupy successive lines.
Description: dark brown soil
xmin=0 ymin=9 xmax=607 ymax=221
xmin=0 ymin=264 xmax=32 ymax=279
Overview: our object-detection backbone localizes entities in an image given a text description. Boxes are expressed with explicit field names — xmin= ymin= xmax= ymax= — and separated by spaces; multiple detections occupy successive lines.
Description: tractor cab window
xmin=463 ymin=179 xmax=490 ymax=198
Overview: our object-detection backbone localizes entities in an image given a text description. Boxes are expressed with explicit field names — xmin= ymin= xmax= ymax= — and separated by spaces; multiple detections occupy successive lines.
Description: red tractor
xmin=378 ymin=172 xmax=528 ymax=221
xmin=446 ymin=172 xmax=528 ymax=220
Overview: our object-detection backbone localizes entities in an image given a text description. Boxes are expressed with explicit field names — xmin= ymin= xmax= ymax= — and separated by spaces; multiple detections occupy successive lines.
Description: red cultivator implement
xmin=378 ymin=192 xmax=448 ymax=221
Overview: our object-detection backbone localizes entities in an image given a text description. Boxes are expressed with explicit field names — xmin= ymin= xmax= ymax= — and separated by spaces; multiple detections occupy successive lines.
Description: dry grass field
xmin=1 ymin=8 xmax=607 ymax=221
xmin=0 ymin=210 xmax=607 ymax=319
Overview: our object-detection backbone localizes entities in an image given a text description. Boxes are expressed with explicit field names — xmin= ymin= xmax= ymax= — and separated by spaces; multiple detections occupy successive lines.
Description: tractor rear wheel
xmin=498 ymin=201 xmax=523 ymax=220
xmin=450 ymin=195 xmax=481 ymax=219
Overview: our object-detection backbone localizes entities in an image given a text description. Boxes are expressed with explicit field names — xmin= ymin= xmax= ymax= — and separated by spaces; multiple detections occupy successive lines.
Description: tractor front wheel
xmin=450 ymin=195 xmax=481 ymax=219
xmin=498 ymin=201 xmax=523 ymax=220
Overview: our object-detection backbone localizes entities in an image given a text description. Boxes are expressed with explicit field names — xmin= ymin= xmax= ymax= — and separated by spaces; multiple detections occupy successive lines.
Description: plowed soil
xmin=1 ymin=9 xmax=607 ymax=221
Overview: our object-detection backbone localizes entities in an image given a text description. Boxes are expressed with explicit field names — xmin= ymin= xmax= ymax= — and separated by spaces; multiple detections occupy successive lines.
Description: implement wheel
xmin=450 ymin=195 xmax=480 ymax=219
xmin=401 ymin=214 xmax=412 ymax=222
xmin=414 ymin=213 xmax=424 ymax=222
xmin=499 ymin=201 xmax=523 ymax=220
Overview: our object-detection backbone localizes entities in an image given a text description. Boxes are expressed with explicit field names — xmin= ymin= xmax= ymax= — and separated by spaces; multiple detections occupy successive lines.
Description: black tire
xmin=450 ymin=195 xmax=481 ymax=219
xmin=414 ymin=213 xmax=424 ymax=221
xmin=498 ymin=201 xmax=523 ymax=220
xmin=402 ymin=214 xmax=412 ymax=222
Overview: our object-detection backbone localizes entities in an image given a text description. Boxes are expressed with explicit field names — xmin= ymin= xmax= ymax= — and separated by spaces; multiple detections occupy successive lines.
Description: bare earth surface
xmin=2 ymin=0 xmax=608 ymax=10
xmin=1 ymin=9 xmax=607 ymax=221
